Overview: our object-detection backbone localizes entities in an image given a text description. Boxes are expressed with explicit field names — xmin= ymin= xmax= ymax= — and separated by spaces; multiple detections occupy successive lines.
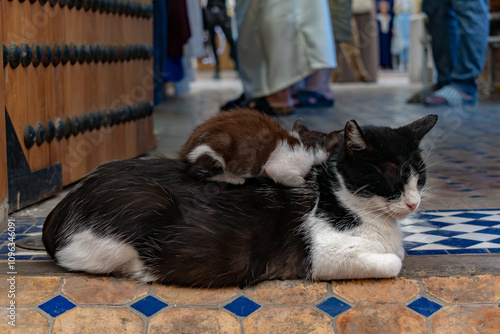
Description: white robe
xmin=236 ymin=0 xmax=337 ymax=98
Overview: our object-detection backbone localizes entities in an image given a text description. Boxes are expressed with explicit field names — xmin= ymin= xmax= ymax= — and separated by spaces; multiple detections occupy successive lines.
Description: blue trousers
xmin=422 ymin=0 xmax=489 ymax=98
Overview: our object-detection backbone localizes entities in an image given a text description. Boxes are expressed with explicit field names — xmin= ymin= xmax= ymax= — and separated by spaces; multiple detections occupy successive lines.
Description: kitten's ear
xmin=403 ymin=114 xmax=438 ymax=142
xmin=344 ymin=120 xmax=369 ymax=155
xmin=326 ymin=130 xmax=344 ymax=152
xmin=292 ymin=119 xmax=310 ymax=135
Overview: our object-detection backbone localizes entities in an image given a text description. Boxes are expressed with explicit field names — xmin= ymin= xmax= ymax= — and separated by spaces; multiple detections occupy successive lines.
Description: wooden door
xmin=1 ymin=0 xmax=155 ymax=212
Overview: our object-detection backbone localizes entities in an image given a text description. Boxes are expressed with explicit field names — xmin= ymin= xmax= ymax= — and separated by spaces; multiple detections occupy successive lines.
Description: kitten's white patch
xmin=57 ymin=230 xmax=157 ymax=282
xmin=187 ymin=144 xmax=225 ymax=168
xmin=313 ymin=148 xmax=328 ymax=165
xmin=263 ymin=140 xmax=315 ymax=187
xmin=304 ymin=204 xmax=403 ymax=280
xmin=209 ymin=172 xmax=246 ymax=184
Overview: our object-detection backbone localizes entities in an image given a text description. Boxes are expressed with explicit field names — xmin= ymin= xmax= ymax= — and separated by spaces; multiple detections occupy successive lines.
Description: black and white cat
xmin=42 ymin=115 xmax=438 ymax=287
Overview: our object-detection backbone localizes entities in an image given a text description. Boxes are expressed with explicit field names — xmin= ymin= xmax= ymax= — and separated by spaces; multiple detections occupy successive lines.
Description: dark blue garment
xmin=422 ymin=0 xmax=490 ymax=98
xmin=377 ymin=17 xmax=393 ymax=68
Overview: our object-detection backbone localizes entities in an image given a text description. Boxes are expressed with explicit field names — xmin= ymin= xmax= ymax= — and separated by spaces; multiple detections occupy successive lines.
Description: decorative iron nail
xmin=3 ymin=44 xmax=8 ymax=68
xmin=96 ymin=111 xmax=104 ymax=129
xmin=64 ymin=116 xmax=73 ymax=139
xmin=49 ymin=0 xmax=58 ymax=7
xmin=69 ymin=43 xmax=79 ymax=65
xmin=91 ymin=0 xmax=99 ymax=12
xmin=111 ymin=0 xmax=118 ymax=14
xmin=87 ymin=44 xmax=94 ymax=63
xmin=99 ymin=0 xmax=107 ymax=13
xmin=72 ymin=115 xmax=81 ymax=136
xmin=51 ymin=43 xmax=62 ymax=66
xmin=110 ymin=108 xmax=118 ymax=125
xmin=20 ymin=42 xmax=33 ymax=68
xmin=54 ymin=118 xmax=65 ymax=140
xmin=80 ymin=112 xmax=89 ymax=133
xmin=41 ymin=43 xmax=53 ymax=67
xmin=103 ymin=109 xmax=114 ymax=128
xmin=8 ymin=43 xmax=21 ymax=69
xmin=130 ymin=1 xmax=137 ymax=17
xmin=45 ymin=119 xmax=56 ymax=143
xmin=147 ymin=100 xmax=154 ymax=116
xmin=108 ymin=45 xmax=115 ymax=63
xmin=87 ymin=112 xmax=96 ymax=130
xmin=136 ymin=3 xmax=143 ymax=18
xmin=39 ymin=0 xmax=48 ymax=6
xmin=34 ymin=122 xmax=47 ymax=146
xmin=24 ymin=125 xmax=36 ymax=149
xmin=101 ymin=45 xmax=109 ymax=63
xmin=124 ymin=1 xmax=131 ymax=17
xmin=29 ymin=0 xmax=37 ymax=4
xmin=78 ymin=44 xmax=87 ymax=64
xmin=83 ymin=0 xmax=91 ymax=11
xmin=67 ymin=0 xmax=76 ymax=9
xmin=59 ymin=0 xmax=69 ymax=8
xmin=60 ymin=43 xmax=70 ymax=65
xmin=31 ymin=43 xmax=42 ymax=68
xmin=75 ymin=0 xmax=84 ymax=10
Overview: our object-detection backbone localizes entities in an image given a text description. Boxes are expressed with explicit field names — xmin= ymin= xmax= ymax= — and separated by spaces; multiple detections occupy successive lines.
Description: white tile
xmin=411 ymin=244 xmax=456 ymax=251
xmin=401 ymin=225 xmax=436 ymax=233
xmin=15 ymin=251 xmax=47 ymax=256
xmin=478 ymin=215 xmax=500 ymax=222
xmin=440 ymin=224 xmax=486 ymax=233
xmin=423 ymin=211 xmax=465 ymax=217
xmin=404 ymin=233 xmax=448 ymax=243
xmin=455 ymin=233 xmax=499 ymax=242
xmin=467 ymin=242 xmax=500 ymax=249
xmin=429 ymin=216 xmax=474 ymax=224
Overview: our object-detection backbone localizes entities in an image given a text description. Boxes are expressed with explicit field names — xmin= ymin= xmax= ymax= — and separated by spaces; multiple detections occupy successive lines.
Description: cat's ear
xmin=325 ymin=130 xmax=344 ymax=152
xmin=292 ymin=119 xmax=310 ymax=136
xmin=344 ymin=120 xmax=370 ymax=156
xmin=402 ymin=114 xmax=438 ymax=142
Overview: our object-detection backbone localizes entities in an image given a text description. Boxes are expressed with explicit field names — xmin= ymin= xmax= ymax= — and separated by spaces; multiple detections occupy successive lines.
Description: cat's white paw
xmin=372 ymin=253 xmax=403 ymax=278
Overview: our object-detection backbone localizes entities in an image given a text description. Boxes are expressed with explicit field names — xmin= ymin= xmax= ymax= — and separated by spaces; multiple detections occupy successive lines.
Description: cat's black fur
xmin=43 ymin=115 xmax=438 ymax=287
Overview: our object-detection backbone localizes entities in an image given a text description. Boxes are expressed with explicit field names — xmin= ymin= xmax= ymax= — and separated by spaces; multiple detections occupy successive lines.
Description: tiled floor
xmin=2 ymin=70 xmax=500 ymax=333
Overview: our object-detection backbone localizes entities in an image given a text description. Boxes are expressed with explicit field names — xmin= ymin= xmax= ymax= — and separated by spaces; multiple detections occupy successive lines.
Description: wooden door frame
xmin=0 ymin=12 xmax=8 ymax=231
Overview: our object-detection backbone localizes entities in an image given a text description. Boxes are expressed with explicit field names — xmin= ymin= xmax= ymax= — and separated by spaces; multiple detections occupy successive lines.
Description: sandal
xmin=293 ymin=90 xmax=334 ymax=108
xmin=220 ymin=93 xmax=246 ymax=111
xmin=424 ymin=85 xmax=476 ymax=107
xmin=245 ymin=97 xmax=294 ymax=115
xmin=407 ymin=84 xmax=443 ymax=104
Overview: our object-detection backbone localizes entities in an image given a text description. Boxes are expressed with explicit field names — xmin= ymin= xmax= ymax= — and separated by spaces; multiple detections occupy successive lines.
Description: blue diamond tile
xmin=468 ymin=220 xmax=500 ymax=227
xmin=39 ymin=295 xmax=76 ymax=317
xmin=403 ymin=241 xmax=426 ymax=251
xmin=317 ymin=297 xmax=351 ymax=317
xmin=408 ymin=297 xmax=442 ymax=317
xmin=406 ymin=250 xmax=448 ymax=256
xmin=423 ymin=230 xmax=464 ymax=237
xmin=452 ymin=213 xmax=491 ymax=219
xmin=424 ymin=221 xmax=452 ymax=229
xmin=416 ymin=214 xmax=442 ymax=220
xmin=437 ymin=238 xmax=482 ymax=248
xmin=488 ymin=248 xmax=500 ymax=253
xmin=477 ymin=228 xmax=500 ymax=235
xmin=131 ymin=296 xmax=168 ymax=317
xmin=446 ymin=248 xmax=489 ymax=255
xmin=224 ymin=296 xmax=260 ymax=317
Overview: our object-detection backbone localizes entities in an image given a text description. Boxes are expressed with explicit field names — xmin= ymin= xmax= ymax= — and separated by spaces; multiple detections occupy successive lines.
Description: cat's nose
xmin=406 ymin=202 xmax=418 ymax=211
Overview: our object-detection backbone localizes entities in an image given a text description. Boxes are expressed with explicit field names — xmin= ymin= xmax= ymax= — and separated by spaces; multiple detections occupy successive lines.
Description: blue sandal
xmin=293 ymin=90 xmax=334 ymax=108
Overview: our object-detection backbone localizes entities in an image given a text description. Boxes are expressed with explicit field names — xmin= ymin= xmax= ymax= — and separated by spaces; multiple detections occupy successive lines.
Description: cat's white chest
xmin=305 ymin=208 xmax=404 ymax=280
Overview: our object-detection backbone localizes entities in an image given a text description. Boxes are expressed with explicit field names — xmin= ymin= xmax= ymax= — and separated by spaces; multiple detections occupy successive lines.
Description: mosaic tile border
xmin=1 ymin=209 xmax=500 ymax=261
xmin=1 ymin=276 xmax=498 ymax=333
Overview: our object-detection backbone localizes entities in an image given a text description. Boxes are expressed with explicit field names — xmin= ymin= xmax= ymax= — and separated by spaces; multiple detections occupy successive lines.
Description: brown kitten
xmin=180 ymin=108 xmax=341 ymax=187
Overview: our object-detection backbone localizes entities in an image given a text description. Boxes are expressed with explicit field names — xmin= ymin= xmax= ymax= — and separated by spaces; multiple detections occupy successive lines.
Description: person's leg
xmin=449 ymin=0 xmax=489 ymax=98
xmin=422 ymin=0 xmax=456 ymax=86
xmin=304 ymin=68 xmax=333 ymax=100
